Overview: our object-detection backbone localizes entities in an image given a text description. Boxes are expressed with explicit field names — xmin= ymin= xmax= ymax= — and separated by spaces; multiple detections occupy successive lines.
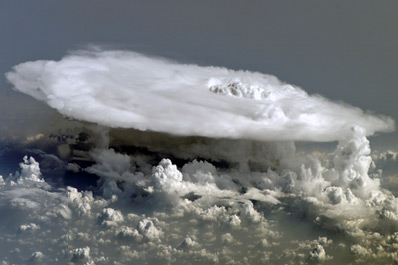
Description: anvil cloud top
xmin=6 ymin=50 xmax=394 ymax=142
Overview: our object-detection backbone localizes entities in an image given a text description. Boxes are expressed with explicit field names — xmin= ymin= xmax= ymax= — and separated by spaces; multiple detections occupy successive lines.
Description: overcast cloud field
xmin=1 ymin=1 xmax=398 ymax=264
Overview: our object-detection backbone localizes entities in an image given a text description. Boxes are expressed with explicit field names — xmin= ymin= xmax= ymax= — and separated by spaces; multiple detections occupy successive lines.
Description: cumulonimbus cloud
xmin=5 ymin=50 xmax=395 ymax=142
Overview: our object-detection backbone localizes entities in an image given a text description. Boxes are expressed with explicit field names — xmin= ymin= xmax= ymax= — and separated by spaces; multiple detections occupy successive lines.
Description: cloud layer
xmin=3 ymin=50 xmax=398 ymax=264
xmin=5 ymin=50 xmax=394 ymax=142
xmin=1 ymin=133 xmax=398 ymax=264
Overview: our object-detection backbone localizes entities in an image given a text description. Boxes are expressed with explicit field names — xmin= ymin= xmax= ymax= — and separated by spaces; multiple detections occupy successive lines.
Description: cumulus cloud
xmin=0 ymin=154 xmax=285 ymax=264
xmin=3 ymin=49 xmax=398 ymax=264
xmin=2 ymin=133 xmax=398 ymax=264
xmin=5 ymin=50 xmax=394 ymax=142
xmin=67 ymin=247 xmax=90 ymax=263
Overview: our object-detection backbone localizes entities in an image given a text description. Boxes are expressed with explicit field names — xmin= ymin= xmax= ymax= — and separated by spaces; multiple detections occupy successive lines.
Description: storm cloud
xmin=6 ymin=50 xmax=394 ymax=142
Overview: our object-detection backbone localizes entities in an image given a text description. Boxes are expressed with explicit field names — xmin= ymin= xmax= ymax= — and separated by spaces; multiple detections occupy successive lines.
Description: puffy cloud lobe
xmin=18 ymin=156 xmax=43 ymax=183
xmin=178 ymin=237 xmax=200 ymax=250
xmin=18 ymin=223 xmax=40 ymax=233
xmin=68 ymin=247 xmax=90 ymax=263
xmin=97 ymin=208 xmax=124 ymax=227
xmin=29 ymin=251 xmax=44 ymax=263
xmin=137 ymin=219 xmax=163 ymax=241
xmin=5 ymin=50 xmax=394 ymax=142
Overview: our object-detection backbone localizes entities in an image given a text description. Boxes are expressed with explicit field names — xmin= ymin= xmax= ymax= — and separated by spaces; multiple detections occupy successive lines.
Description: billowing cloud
xmin=3 ymin=50 xmax=398 ymax=264
xmin=5 ymin=50 xmax=394 ymax=142
xmin=1 ymin=136 xmax=398 ymax=264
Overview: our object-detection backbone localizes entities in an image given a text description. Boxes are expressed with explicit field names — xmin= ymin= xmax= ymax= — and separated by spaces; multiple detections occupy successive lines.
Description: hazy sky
xmin=1 ymin=0 xmax=397 ymax=146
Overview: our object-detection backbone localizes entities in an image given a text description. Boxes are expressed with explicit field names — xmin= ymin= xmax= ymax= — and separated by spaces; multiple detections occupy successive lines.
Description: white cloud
xmin=5 ymin=50 xmax=394 ymax=142
xmin=28 ymin=251 xmax=44 ymax=262
xmin=97 ymin=208 xmax=124 ymax=227
xmin=18 ymin=223 xmax=40 ymax=233
xmin=3 ymin=49 xmax=398 ymax=264
xmin=67 ymin=247 xmax=91 ymax=263
xmin=137 ymin=218 xmax=163 ymax=241
xmin=1 ymin=148 xmax=398 ymax=264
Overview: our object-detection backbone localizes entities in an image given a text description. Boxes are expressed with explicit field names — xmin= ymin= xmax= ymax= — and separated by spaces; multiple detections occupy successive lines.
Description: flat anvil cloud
xmin=5 ymin=50 xmax=394 ymax=141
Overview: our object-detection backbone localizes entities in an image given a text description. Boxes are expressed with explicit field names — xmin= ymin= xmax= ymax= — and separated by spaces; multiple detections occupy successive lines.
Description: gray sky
xmin=1 ymin=0 xmax=397 ymax=147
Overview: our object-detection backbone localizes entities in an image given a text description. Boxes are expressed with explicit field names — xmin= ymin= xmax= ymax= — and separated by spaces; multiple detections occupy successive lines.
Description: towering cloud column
xmin=333 ymin=127 xmax=378 ymax=197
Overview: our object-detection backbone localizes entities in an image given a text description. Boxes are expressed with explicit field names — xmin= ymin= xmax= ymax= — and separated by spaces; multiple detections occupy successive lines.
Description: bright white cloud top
xmin=5 ymin=50 xmax=394 ymax=142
